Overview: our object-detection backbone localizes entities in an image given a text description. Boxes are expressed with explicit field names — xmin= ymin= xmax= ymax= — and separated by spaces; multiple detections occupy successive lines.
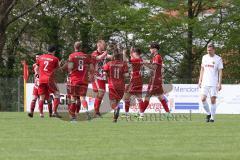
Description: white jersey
xmin=91 ymin=50 xmax=107 ymax=80
xmin=201 ymin=54 xmax=223 ymax=87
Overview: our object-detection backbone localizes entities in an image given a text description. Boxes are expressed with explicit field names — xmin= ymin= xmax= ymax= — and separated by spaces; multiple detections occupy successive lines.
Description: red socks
xmin=30 ymin=99 xmax=37 ymax=113
xmin=48 ymin=102 xmax=52 ymax=115
xmin=69 ymin=103 xmax=76 ymax=118
xmin=125 ymin=99 xmax=130 ymax=113
xmin=38 ymin=100 xmax=44 ymax=114
xmin=142 ymin=100 xmax=149 ymax=113
xmin=160 ymin=99 xmax=170 ymax=113
xmin=138 ymin=100 xmax=144 ymax=113
xmin=76 ymin=100 xmax=81 ymax=113
xmin=53 ymin=98 xmax=60 ymax=113
xmin=94 ymin=98 xmax=102 ymax=113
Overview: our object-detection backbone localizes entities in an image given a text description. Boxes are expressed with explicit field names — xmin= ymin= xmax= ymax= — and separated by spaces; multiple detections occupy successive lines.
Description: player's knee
xmin=54 ymin=93 xmax=60 ymax=99
xmin=210 ymin=97 xmax=216 ymax=104
xmin=98 ymin=91 xmax=105 ymax=98
xmin=201 ymin=96 xmax=207 ymax=102
xmin=40 ymin=95 xmax=45 ymax=100
xmin=80 ymin=96 xmax=86 ymax=101
xmin=145 ymin=95 xmax=150 ymax=101
xmin=158 ymin=94 xmax=164 ymax=100
xmin=47 ymin=99 xmax=52 ymax=104
xmin=70 ymin=99 xmax=76 ymax=104
xmin=136 ymin=98 xmax=142 ymax=103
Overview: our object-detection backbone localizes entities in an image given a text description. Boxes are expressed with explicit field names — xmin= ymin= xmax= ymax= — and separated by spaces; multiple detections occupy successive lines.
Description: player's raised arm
xmin=95 ymin=50 xmax=108 ymax=60
xmin=88 ymin=62 xmax=95 ymax=82
xmin=33 ymin=63 xmax=39 ymax=74
xmin=122 ymin=48 xmax=129 ymax=62
xmin=142 ymin=61 xmax=158 ymax=70
xmin=58 ymin=60 xmax=69 ymax=72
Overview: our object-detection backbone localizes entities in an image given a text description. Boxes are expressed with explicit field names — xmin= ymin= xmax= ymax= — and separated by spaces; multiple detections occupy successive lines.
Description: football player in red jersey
xmin=28 ymin=54 xmax=53 ymax=118
xmin=67 ymin=42 xmax=93 ymax=121
xmin=36 ymin=45 xmax=61 ymax=118
xmin=122 ymin=47 xmax=144 ymax=118
xmin=91 ymin=40 xmax=112 ymax=117
xmin=103 ymin=50 xmax=129 ymax=122
xmin=141 ymin=42 xmax=170 ymax=118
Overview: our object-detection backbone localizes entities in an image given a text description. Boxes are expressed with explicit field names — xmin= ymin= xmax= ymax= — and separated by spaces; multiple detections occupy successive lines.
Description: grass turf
xmin=0 ymin=112 xmax=240 ymax=160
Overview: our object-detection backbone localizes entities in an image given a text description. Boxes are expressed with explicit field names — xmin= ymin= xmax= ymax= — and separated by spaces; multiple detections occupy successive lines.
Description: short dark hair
xmin=207 ymin=42 xmax=215 ymax=49
xmin=132 ymin=47 xmax=142 ymax=55
xmin=113 ymin=49 xmax=122 ymax=61
xmin=48 ymin=45 xmax=57 ymax=53
xmin=149 ymin=42 xmax=160 ymax=50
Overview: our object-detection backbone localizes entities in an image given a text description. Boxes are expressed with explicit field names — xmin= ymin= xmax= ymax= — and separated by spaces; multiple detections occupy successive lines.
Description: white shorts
xmin=200 ymin=86 xmax=218 ymax=97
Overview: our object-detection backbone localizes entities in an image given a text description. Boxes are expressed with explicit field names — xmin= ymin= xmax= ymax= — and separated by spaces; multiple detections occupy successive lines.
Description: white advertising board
xmin=25 ymin=83 xmax=240 ymax=114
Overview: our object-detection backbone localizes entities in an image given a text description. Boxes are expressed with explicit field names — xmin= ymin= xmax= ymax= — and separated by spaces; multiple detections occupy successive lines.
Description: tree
xmin=0 ymin=0 xmax=47 ymax=76
xmin=134 ymin=0 xmax=240 ymax=83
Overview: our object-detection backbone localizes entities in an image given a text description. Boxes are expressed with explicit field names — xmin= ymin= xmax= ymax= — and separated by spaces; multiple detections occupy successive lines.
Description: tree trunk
xmin=0 ymin=30 xmax=6 ymax=67
xmin=0 ymin=0 xmax=15 ymax=67
xmin=186 ymin=0 xmax=194 ymax=83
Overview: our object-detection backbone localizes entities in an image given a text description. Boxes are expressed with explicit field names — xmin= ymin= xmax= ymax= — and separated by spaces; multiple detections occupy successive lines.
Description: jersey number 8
xmin=78 ymin=60 xmax=84 ymax=71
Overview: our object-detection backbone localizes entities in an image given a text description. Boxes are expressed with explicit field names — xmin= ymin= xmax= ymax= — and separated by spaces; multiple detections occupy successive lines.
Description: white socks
xmin=202 ymin=101 xmax=217 ymax=120
xmin=202 ymin=101 xmax=211 ymax=115
xmin=210 ymin=103 xmax=217 ymax=120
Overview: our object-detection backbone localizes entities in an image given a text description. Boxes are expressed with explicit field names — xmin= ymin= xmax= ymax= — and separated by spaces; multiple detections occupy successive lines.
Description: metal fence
xmin=0 ymin=77 xmax=24 ymax=111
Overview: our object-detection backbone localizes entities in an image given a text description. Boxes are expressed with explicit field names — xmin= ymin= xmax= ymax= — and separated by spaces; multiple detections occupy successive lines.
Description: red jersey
xmin=150 ymin=54 xmax=163 ymax=84
xmin=36 ymin=54 xmax=59 ymax=83
xmin=68 ymin=52 xmax=91 ymax=85
xmin=130 ymin=58 xmax=142 ymax=79
xmin=103 ymin=60 xmax=128 ymax=89
xmin=91 ymin=50 xmax=107 ymax=80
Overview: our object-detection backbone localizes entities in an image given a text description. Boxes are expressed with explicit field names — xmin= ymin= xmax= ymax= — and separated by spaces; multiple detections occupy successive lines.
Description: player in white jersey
xmin=91 ymin=40 xmax=113 ymax=117
xmin=198 ymin=43 xmax=223 ymax=122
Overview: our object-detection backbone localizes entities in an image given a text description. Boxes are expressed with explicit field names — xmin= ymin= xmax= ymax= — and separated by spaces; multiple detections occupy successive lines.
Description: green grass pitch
xmin=0 ymin=112 xmax=240 ymax=160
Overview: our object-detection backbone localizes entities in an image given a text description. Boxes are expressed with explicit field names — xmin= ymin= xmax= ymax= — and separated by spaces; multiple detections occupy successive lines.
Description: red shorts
xmin=92 ymin=79 xmax=106 ymax=92
xmin=38 ymin=83 xmax=58 ymax=95
xmin=147 ymin=83 xmax=164 ymax=95
xmin=109 ymin=88 xmax=124 ymax=100
xmin=32 ymin=86 xmax=39 ymax=96
xmin=127 ymin=78 xmax=143 ymax=95
xmin=69 ymin=84 xmax=88 ymax=97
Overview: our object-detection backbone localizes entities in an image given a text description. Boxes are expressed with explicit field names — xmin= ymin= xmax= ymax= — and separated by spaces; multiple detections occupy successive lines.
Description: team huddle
xmin=28 ymin=40 xmax=223 ymax=123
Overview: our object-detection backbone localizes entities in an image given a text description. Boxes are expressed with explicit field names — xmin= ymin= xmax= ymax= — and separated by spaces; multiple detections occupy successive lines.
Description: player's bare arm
xmin=88 ymin=63 xmax=94 ymax=82
xmin=59 ymin=60 xmax=69 ymax=72
xmin=218 ymin=69 xmax=223 ymax=91
xmin=95 ymin=51 xmax=108 ymax=60
xmin=124 ymin=73 xmax=129 ymax=83
xmin=122 ymin=49 xmax=129 ymax=62
xmin=198 ymin=67 xmax=204 ymax=88
xmin=34 ymin=65 xmax=39 ymax=74
xmin=143 ymin=62 xmax=158 ymax=71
